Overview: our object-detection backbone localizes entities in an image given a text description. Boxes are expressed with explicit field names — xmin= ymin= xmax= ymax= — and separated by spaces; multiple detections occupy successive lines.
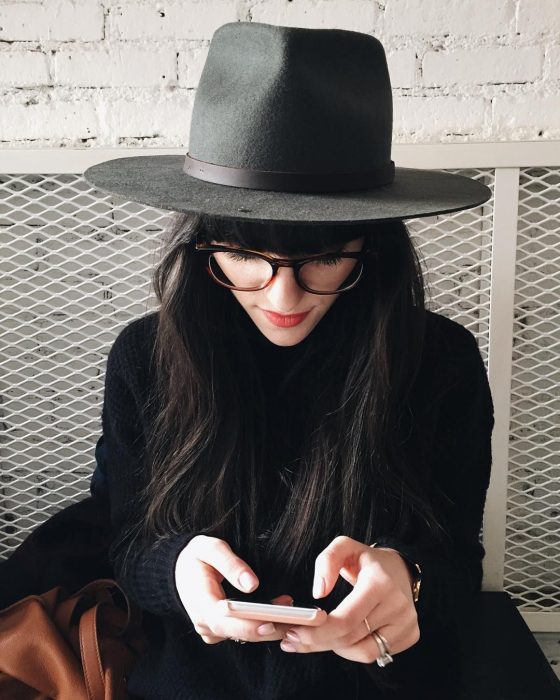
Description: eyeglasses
xmin=195 ymin=243 xmax=376 ymax=295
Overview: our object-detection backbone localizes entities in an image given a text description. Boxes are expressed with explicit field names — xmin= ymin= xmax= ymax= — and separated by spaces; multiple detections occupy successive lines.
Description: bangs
xmin=196 ymin=215 xmax=375 ymax=255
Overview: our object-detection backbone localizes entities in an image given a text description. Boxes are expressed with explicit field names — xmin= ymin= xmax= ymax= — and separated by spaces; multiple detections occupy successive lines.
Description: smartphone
xmin=218 ymin=599 xmax=328 ymax=626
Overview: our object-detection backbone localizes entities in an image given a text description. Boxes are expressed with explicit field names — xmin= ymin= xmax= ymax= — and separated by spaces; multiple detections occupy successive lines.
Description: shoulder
xmin=413 ymin=311 xmax=489 ymax=410
xmin=424 ymin=310 xmax=483 ymax=369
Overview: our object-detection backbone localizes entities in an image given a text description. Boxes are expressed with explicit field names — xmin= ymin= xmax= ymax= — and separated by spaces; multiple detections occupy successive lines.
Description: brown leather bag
xmin=0 ymin=577 xmax=149 ymax=700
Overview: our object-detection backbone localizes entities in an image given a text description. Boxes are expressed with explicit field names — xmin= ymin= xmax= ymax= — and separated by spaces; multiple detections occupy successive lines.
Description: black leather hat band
xmin=183 ymin=153 xmax=395 ymax=193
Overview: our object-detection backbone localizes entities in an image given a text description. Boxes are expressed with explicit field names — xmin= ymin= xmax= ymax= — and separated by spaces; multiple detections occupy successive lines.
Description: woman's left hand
xmin=278 ymin=535 xmax=420 ymax=664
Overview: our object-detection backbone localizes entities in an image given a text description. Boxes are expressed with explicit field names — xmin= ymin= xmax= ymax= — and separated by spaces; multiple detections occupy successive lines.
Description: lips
xmin=262 ymin=309 xmax=310 ymax=328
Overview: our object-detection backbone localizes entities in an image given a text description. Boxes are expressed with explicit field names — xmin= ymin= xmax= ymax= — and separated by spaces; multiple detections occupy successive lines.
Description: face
xmin=209 ymin=236 xmax=365 ymax=347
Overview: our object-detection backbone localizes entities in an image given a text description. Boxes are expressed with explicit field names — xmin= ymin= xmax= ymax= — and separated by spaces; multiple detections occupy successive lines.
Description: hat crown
xmin=83 ymin=20 xmax=492 ymax=224
xmin=186 ymin=22 xmax=394 ymax=191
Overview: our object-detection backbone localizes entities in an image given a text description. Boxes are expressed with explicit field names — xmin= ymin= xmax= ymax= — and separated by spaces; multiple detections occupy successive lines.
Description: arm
xmin=101 ymin=323 xmax=198 ymax=621
xmin=374 ymin=329 xmax=495 ymax=628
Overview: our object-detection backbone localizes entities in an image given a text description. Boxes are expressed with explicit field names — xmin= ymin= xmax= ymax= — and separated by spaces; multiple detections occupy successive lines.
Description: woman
xmin=86 ymin=21 xmax=494 ymax=700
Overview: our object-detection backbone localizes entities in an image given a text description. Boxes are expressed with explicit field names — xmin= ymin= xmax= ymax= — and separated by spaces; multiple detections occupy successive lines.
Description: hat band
xmin=183 ymin=153 xmax=395 ymax=193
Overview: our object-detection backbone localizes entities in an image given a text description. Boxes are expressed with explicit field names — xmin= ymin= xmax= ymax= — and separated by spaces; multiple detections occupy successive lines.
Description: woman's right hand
xmin=174 ymin=534 xmax=292 ymax=644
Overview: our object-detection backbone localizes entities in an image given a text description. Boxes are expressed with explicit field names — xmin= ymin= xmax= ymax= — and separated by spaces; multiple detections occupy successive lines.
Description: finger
xmin=188 ymin=535 xmax=259 ymax=593
xmin=312 ymin=535 xmax=366 ymax=599
xmin=206 ymin=609 xmax=285 ymax=643
xmin=289 ymin=566 xmax=384 ymax=649
xmin=333 ymin=622 xmax=420 ymax=664
xmin=270 ymin=594 xmax=294 ymax=606
xmin=284 ymin=571 xmax=416 ymax=655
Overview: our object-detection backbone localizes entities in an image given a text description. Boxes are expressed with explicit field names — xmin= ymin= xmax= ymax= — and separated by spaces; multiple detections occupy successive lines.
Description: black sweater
xmin=100 ymin=309 xmax=494 ymax=700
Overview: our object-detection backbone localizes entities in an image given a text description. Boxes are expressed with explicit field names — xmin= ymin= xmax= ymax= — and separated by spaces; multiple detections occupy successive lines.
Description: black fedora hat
xmin=83 ymin=21 xmax=491 ymax=226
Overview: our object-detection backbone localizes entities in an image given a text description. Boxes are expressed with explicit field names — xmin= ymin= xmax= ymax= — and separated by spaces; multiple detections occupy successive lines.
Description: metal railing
xmin=1 ymin=142 xmax=559 ymax=631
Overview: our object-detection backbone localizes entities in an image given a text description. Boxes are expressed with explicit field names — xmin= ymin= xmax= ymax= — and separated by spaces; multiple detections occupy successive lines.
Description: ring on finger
xmin=363 ymin=618 xmax=394 ymax=667
xmin=229 ymin=637 xmax=247 ymax=644
xmin=372 ymin=631 xmax=393 ymax=667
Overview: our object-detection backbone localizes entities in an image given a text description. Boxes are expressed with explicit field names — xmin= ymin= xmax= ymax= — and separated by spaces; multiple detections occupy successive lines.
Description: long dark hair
xmin=117 ymin=212 xmax=448 ymax=602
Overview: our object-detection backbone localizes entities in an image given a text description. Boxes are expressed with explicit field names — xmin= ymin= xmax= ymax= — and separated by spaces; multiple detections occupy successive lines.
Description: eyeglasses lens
xmin=209 ymin=251 xmax=362 ymax=293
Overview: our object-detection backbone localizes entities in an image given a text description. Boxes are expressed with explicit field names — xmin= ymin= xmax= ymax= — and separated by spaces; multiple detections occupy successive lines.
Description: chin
xmin=253 ymin=316 xmax=317 ymax=346
xmin=258 ymin=327 xmax=310 ymax=346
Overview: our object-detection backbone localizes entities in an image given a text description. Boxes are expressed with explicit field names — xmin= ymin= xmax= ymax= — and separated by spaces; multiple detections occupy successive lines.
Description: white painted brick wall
xmin=54 ymin=47 xmax=177 ymax=88
xmin=0 ymin=0 xmax=558 ymax=147
xmin=106 ymin=1 xmax=239 ymax=41
xmin=384 ymin=0 xmax=515 ymax=37
xmin=0 ymin=2 xmax=103 ymax=42
xmin=422 ymin=47 xmax=542 ymax=87
xmin=250 ymin=0 xmax=378 ymax=33
xmin=0 ymin=50 xmax=49 ymax=87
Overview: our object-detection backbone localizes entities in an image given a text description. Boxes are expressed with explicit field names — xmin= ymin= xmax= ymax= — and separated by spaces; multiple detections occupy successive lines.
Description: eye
xmin=226 ymin=252 xmax=258 ymax=262
xmin=316 ymin=256 xmax=343 ymax=266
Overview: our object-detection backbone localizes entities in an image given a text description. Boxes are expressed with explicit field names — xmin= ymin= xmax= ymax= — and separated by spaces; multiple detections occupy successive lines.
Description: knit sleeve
xmin=374 ymin=324 xmax=495 ymax=628
xmin=101 ymin=319 xmax=197 ymax=621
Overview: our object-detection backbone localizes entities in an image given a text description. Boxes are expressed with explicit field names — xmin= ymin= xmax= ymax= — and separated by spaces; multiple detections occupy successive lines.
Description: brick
xmin=547 ymin=46 xmax=560 ymax=81
xmin=251 ymin=0 xmax=378 ymax=33
xmin=517 ymin=0 xmax=560 ymax=34
xmin=0 ymin=101 xmax=97 ymax=141
xmin=493 ymin=95 xmax=560 ymax=134
xmin=177 ymin=42 xmax=210 ymax=89
xmin=108 ymin=1 xmax=239 ymax=41
xmin=0 ymin=2 xmax=103 ymax=42
xmin=54 ymin=47 xmax=176 ymax=88
xmin=422 ymin=46 xmax=542 ymax=86
xmin=393 ymin=96 xmax=487 ymax=138
xmin=101 ymin=93 xmax=194 ymax=143
xmin=384 ymin=0 xmax=514 ymax=37
xmin=0 ymin=51 xmax=49 ymax=87
xmin=386 ymin=50 xmax=416 ymax=88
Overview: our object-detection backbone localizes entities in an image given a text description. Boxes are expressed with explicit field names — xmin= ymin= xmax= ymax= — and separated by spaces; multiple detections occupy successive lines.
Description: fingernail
xmin=257 ymin=623 xmax=275 ymax=635
xmin=313 ymin=576 xmax=325 ymax=598
xmin=281 ymin=641 xmax=296 ymax=652
xmin=285 ymin=630 xmax=300 ymax=643
xmin=239 ymin=572 xmax=256 ymax=591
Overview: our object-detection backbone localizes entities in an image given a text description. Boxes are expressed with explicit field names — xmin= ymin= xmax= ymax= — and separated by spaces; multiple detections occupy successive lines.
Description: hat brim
xmin=83 ymin=155 xmax=491 ymax=225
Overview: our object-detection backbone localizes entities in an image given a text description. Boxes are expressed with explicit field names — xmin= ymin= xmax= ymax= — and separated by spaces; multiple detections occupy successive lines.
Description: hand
xmin=175 ymin=534 xmax=293 ymax=644
xmin=279 ymin=535 xmax=420 ymax=664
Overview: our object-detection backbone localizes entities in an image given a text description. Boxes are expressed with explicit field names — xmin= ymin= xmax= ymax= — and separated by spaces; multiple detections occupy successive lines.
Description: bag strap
xmin=79 ymin=601 xmax=138 ymax=700
xmin=52 ymin=579 xmax=121 ymax=644
xmin=77 ymin=580 xmax=145 ymax=700
xmin=79 ymin=604 xmax=106 ymax=700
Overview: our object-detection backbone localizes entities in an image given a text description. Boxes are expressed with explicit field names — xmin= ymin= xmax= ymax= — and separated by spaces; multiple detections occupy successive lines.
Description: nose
xmin=264 ymin=265 xmax=306 ymax=312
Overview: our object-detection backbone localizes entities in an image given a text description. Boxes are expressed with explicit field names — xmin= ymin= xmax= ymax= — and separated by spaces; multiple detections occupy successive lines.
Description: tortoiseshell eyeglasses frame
xmin=194 ymin=242 xmax=377 ymax=295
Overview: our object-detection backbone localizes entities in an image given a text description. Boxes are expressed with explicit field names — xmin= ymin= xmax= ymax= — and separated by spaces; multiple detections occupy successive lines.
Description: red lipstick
xmin=262 ymin=309 xmax=310 ymax=328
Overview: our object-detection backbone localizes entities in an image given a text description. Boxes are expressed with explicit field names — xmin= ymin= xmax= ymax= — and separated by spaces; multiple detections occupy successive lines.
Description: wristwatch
xmin=370 ymin=542 xmax=422 ymax=603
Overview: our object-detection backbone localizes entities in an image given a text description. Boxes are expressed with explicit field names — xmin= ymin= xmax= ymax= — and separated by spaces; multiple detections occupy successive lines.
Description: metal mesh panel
xmin=408 ymin=168 xmax=494 ymax=365
xmin=1 ymin=174 xmax=162 ymax=556
xmin=504 ymin=168 xmax=560 ymax=611
xmin=0 ymin=169 xmax=491 ymax=550
xmin=1 ymin=167 xmax=558 ymax=620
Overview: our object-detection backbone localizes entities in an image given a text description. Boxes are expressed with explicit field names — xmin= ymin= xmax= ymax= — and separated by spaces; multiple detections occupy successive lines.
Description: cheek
xmin=315 ymin=295 xmax=338 ymax=315
xmin=230 ymin=290 xmax=257 ymax=310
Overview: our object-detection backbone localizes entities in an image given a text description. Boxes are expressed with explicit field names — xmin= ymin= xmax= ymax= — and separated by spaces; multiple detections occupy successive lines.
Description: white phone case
xmin=218 ymin=599 xmax=328 ymax=626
